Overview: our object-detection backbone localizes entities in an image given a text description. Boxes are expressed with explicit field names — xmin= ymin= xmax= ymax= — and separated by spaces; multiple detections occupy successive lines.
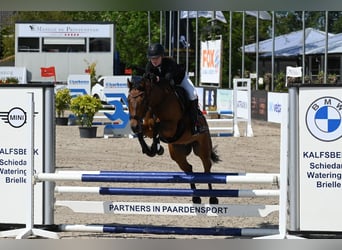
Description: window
xmin=89 ymin=38 xmax=111 ymax=52
xmin=42 ymin=37 xmax=86 ymax=52
xmin=18 ymin=37 xmax=39 ymax=52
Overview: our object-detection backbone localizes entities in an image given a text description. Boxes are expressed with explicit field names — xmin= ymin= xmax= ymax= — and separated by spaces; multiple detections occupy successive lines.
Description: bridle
xmin=128 ymin=89 xmax=148 ymax=133
xmin=127 ymin=76 xmax=171 ymax=157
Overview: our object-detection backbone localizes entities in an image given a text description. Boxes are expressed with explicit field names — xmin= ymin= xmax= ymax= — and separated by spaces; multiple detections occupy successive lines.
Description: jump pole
xmin=54 ymin=186 xmax=279 ymax=197
xmin=59 ymin=224 xmax=279 ymax=237
xmin=36 ymin=171 xmax=279 ymax=185
xmin=35 ymin=168 xmax=281 ymax=237
xmin=43 ymin=170 xmax=280 ymax=237
xmin=202 ymin=110 xmax=234 ymax=137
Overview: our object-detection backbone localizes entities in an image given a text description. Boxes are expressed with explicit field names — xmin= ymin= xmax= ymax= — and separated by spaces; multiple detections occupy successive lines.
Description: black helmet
xmin=147 ymin=43 xmax=164 ymax=58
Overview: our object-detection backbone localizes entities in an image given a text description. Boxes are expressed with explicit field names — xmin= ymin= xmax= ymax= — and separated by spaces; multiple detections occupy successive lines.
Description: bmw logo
xmin=306 ymin=96 xmax=342 ymax=142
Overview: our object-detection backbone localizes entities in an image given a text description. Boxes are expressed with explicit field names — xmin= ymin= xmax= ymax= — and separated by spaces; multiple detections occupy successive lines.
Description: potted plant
xmin=84 ymin=59 xmax=99 ymax=88
xmin=5 ymin=77 xmax=19 ymax=84
xmin=55 ymin=88 xmax=72 ymax=125
xmin=70 ymin=94 xmax=102 ymax=138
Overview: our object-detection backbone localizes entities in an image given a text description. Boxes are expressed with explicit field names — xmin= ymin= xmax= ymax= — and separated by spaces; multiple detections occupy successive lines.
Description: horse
xmin=127 ymin=75 xmax=220 ymax=204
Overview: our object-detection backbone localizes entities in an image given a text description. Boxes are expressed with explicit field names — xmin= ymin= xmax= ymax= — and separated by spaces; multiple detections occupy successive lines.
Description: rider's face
xmin=150 ymin=56 xmax=162 ymax=67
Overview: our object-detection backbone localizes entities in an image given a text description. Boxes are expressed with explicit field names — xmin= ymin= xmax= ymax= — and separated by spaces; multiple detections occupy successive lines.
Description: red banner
xmin=41 ymin=66 xmax=56 ymax=82
xmin=41 ymin=66 xmax=55 ymax=77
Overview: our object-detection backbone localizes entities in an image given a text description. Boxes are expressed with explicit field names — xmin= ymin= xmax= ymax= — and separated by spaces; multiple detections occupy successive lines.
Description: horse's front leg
xmin=137 ymin=132 xmax=156 ymax=157
xmin=145 ymin=121 xmax=163 ymax=155
xmin=142 ymin=112 xmax=155 ymax=138
xmin=151 ymin=130 xmax=164 ymax=155
xmin=168 ymin=144 xmax=201 ymax=204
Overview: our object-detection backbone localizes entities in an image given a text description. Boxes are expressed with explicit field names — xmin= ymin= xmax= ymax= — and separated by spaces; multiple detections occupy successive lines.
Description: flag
xmin=245 ymin=11 xmax=271 ymax=20
xmin=180 ymin=11 xmax=272 ymax=22
xmin=124 ymin=68 xmax=132 ymax=75
xmin=180 ymin=11 xmax=227 ymax=23
xmin=286 ymin=66 xmax=302 ymax=77
xmin=41 ymin=66 xmax=55 ymax=77
xmin=41 ymin=66 xmax=56 ymax=82
xmin=286 ymin=66 xmax=302 ymax=86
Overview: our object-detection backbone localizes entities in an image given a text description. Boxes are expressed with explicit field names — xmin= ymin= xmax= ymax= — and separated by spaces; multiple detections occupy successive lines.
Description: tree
xmin=3 ymin=11 xmax=342 ymax=88
xmin=0 ymin=26 xmax=14 ymax=58
xmin=71 ymin=11 xmax=160 ymax=73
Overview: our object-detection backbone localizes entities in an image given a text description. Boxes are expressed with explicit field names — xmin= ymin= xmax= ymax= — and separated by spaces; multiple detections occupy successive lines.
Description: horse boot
xmin=189 ymin=99 xmax=201 ymax=135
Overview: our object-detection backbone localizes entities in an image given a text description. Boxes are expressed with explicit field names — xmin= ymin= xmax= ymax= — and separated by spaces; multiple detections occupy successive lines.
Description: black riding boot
xmin=190 ymin=99 xmax=201 ymax=135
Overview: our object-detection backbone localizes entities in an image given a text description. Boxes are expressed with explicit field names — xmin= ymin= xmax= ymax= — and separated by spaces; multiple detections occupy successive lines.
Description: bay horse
xmin=127 ymin=75 xmax=220 ymax=204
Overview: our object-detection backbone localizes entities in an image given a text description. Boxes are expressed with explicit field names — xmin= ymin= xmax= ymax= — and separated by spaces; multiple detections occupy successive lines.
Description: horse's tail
xmin=211 ymin=145 xmax=221 ymax=163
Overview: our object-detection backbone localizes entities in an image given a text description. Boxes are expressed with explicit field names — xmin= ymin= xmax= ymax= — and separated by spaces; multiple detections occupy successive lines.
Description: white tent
xmin=305 ymin=33 xmax=342 ymax=54
xmin=244 ymin=28 xmax=332 ymax=57
xmin=180 ymin=11 xmax=271 ymax=23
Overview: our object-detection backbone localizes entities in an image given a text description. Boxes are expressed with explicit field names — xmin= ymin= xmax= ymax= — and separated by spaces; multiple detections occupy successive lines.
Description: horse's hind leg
xmin=188 ymin=165 xmax=201 ymax=204
xmin=203 ymin=163 xmax=219 ymax=204
xmin=168 ymin=144 xmax=201 ymax=204
xmin=208 ymin=182 xmax=218 ymax=204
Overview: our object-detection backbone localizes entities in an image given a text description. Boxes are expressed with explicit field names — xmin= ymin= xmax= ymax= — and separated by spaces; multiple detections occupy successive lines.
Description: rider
xmin=145 ymin=43 xmax=202 ymax=135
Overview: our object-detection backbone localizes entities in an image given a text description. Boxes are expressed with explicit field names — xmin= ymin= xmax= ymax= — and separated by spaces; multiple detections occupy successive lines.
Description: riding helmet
xmin=147 ymin=43 xmax=164 ymax=58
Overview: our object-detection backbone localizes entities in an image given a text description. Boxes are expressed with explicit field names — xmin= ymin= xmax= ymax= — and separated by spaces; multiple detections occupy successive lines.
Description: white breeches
xmin=180 ymin=76 xmax=198 ymax=101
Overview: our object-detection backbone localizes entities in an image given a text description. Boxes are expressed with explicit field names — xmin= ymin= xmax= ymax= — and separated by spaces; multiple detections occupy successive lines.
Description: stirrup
xmin=191 ymin=122 xmax=200 ymax=135
xmin=192 ymin=129 xmax=199 ymax=135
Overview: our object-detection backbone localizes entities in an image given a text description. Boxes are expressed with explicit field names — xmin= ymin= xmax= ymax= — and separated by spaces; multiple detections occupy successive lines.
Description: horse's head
xmin=127 ymin=76 xmax=149 ymax=134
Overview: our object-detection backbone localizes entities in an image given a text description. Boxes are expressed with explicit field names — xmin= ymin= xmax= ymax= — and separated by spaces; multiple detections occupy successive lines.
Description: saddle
xmin=173 ymin=85 xmax=190 ymax=112
xmin=173 ymin=85 xmax=208 ymax=134
xmin=151 ymin=85 xmax=188 ymax=143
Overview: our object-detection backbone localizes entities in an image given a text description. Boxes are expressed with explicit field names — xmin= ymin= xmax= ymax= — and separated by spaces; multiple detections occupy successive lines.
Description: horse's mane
xmin=156 ymin=77 xmax=173 ymax=89
xmin=130 ymin=74 xmax=175 ymax=98
xmin=130 ymin=75 xmax=144 ymax=90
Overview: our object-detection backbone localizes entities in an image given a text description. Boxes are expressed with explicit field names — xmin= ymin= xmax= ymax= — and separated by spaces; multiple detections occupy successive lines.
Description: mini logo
xmin=0 ymin=107 xmax=27 ymax=128
xmin=306 ymin=96 xmax=342 ymax=142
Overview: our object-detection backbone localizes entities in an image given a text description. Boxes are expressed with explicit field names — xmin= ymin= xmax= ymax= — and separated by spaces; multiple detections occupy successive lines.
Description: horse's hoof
xmin=209 ymin=197 xmax=219 ymax=204
xmin=192 ymin=197 xmax=201 ymax=204
xmin=145 ymin=150 xmax=156 ymax=157
xmin=157 ymin=146 xmax=164 ymax=155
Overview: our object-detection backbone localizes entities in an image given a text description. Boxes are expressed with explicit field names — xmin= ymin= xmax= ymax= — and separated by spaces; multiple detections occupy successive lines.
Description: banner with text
xmin=0 ymin=87 xmax=44 ymax=224
xmin=200 ymin=39 xmax=222 ymax=87
xmin=299 ymin=86 xmax=342 ymax=231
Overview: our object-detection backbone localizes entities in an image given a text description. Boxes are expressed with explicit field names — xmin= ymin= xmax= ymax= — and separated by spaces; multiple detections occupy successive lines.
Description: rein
xmin=128 ymin=76 xmax=186 ymax=157
xmin=129 ymin=91 xmax=144 ymax=99
xmin=128 ymin=90 xmax=147 ymax=133
xmin=146 ymin=80 xmax=187 ymax=143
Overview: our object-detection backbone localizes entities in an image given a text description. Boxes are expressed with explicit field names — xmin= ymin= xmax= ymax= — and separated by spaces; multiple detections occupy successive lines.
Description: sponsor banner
xmin=216 ymin=89 xmax=233 ymax=112
xmin=0 ymin=87 xmax=44 ymax=224
xmin=200 ymin=39 xmax=222 ymax=86
xmin=299 ymin=87 xmax=342 ymax=231
xmin=17 ymin=23 xmax=111 ymax=38
xmin=267 ymin=92 xmax=287 ymax=123
xmin=103 ymin=75 xmax=130 ymax=104
xmin=0 ymin=67 xmax=27 ymax=84
xmin=203 ymin=87 xmax=217 ymax=110
xmin=103 ymin=75 xmax=129 ymax=95
xmin=236 ymin=90 xmax=248 ymax=119
xmin=57 ymin=201 xmax=278 ymax=217
xmin=67 ymin=74 xmax=91 ymax=97
xmin=251 ymin=90 xmax=268 ymax=121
